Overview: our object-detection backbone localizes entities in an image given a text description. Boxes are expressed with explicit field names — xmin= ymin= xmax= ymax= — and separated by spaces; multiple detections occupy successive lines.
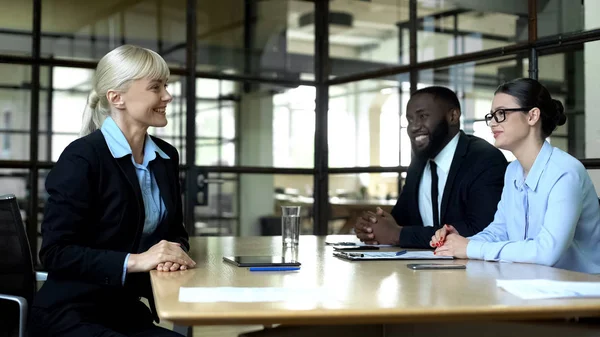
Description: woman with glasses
xmin=429 ymin=78 xmax=600 ymax=273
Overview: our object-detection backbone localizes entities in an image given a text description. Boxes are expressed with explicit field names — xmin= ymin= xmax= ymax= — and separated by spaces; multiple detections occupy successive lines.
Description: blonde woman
xmin=30 ymin=45 xmax=194 ymax=336
xmin=430 ymin=78 xmax=600 ymax=274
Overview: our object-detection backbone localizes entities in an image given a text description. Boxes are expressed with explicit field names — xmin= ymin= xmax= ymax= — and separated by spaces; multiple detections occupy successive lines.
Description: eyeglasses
xmin=484 ymin=108 xmax=533 ymax=126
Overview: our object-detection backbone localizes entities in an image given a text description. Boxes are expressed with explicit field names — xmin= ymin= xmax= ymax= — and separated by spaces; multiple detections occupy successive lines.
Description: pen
xmin=396 ymin=250 xmax=407 ymax=256
xmin=346 ymin=252 xmax=364 ymax=257
xmin=249 ymin=267 xmax=300 ymax=272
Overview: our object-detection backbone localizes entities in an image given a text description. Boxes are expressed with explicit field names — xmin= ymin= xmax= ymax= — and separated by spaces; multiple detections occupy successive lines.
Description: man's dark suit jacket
xmin=32 ymin=130 xmax=189 ymax=322
xmin=392 ymin=131 xmax=507 ymax=248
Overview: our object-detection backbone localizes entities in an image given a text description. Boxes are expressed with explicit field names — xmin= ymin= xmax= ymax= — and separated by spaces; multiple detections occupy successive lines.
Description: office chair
xmin=0 ymin=194 xmax=47 ymax=337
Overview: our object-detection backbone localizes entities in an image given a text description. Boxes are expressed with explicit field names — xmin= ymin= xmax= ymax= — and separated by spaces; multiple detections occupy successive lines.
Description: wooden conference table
xmin=150 ymin=235 xmax=600 ymax=328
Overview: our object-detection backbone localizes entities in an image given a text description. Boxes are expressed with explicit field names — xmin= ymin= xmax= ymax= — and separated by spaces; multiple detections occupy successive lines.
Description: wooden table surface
xmin=150 ymin=235 xmax=600 ymax=326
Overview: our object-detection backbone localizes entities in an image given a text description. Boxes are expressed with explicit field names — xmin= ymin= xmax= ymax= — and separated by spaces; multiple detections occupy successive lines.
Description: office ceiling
xmin=0 ymin=0 xmax=520 ymax=47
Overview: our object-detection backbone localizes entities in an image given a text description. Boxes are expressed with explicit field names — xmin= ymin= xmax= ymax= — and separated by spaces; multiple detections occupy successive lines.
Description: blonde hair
xmin=79 ymin=45 xmax=170 ymax=137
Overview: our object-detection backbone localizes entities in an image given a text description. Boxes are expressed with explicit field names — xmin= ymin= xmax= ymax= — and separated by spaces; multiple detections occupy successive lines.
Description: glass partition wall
xmin=1 ymin=0 xmax=599 ymax=264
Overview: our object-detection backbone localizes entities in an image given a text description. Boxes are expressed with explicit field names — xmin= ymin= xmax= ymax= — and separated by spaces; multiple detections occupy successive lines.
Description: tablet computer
xmin=223 ymin=256 xmax=301 ymax=267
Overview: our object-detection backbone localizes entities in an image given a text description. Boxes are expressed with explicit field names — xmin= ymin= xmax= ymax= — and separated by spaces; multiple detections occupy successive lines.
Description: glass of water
xmin=281 ymin=206 xmax=301 ymax=248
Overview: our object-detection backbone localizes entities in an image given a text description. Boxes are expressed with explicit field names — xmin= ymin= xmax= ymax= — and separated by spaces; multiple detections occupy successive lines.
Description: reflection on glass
xmin=194 ymin=172 xmax=237 ymax=236
xmin=538 ymin=48 xmax=586 ymax=158
xmin=0 ymin=65 xmax=31 ymax=160
xmin=537 ymin=0 xmax=589 ymax=38
xmin=41 ymin=0 xmax=186 ymax=65
xmin=195 ymin=79 xmax=237 ymax=167
xmin=40 ymin=67 xmax=93 ymax=161
xmin=0 ymin=0 xmax=32 ymax=56
xmin=330 ymin=173 xmax=398 ymax=202
xmin=197 ymin=78 xmax=237 ymax=99
xmin=327 ymin=0 xmax=408 ymax=77
xmin=196 ymin=140 xmax=235 ymax=167
xmin=192 ymin=174 xmax=314 ymax=237
xmin=196 ymin=102 xmax=235 ymax=139
xmin=194 ymin=220 xmax=237 ymax=237
xmin=0 ymin=134 xmax=29 ymax=161
xmin=328 ymin=77 xmax=409 ymax=168
xmin=328 ymin=173 xmax=398 ymax=234
xmin=0 ymin=168 xmax=28 ymax=199
xmin=417 ymin=0 xmax=527 ymax=62
xmin=197 ymin=0 xmax=314 ymax=78
xmin=272 ymin=86 xmax=315 ymax=168
xmin=193 ymin=80 xmax=319 ymax=169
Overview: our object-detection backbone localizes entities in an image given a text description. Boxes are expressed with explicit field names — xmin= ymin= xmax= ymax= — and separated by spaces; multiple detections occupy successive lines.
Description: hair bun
xmin=552 ymin=99 xmax=566 ymax=126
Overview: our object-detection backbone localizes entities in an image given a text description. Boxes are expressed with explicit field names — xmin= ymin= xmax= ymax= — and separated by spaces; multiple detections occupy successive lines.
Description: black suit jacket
xmin=33 ymin=130 xmax=189 ymax=321
xmin=392 ymin=131 xmax=507 ymax=248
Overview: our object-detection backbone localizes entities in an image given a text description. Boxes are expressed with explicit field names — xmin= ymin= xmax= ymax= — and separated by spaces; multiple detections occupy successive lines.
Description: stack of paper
xmin=497 ymin=279 xmax=600 ymax=299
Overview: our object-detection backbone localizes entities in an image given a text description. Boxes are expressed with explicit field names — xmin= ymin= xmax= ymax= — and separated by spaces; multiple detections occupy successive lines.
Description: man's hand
xmin=354 ymin=211 xmax=379 ymax=245
xmin=127 ymin=240 xmax=196 ymax=273
xmin=369 ymin=207 xmax=401 ymax=245
xmin=353 ymin=207 xmax=401 ymax=245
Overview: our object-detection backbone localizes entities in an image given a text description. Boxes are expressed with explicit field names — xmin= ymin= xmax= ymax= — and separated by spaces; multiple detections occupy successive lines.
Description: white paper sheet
xmin=179 ymin=287 xmax=334 ymax=303
xmin=497 ymin=279 xmax=600 ymax=300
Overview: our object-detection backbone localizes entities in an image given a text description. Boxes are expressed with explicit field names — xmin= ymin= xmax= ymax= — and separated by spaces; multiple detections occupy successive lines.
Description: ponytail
xmin=79 ymin=90 xmax=106 ymax=137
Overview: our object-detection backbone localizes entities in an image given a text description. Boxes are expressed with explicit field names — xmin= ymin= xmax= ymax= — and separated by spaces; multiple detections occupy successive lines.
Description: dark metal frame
xmin=184 ymin=0 xmax=198 ymax=236
xmin=27 ymin=0 xmax=41 ymax=257
xmin=313 ymin=0 xmax=329 ymax=235
xmin=1 ymin=0 xmax=600 ymax=260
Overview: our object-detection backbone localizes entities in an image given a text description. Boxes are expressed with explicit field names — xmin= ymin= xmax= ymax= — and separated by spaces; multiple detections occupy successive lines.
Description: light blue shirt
xmin=100 ymin=116 xmax=170 ymax=284
xmin=466 ymin=141 xmax=600 ymax=274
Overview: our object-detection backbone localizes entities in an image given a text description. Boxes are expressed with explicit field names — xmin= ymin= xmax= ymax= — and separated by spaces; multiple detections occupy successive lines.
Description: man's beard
xmin=413 ymin=119 xmax=450 ymax=159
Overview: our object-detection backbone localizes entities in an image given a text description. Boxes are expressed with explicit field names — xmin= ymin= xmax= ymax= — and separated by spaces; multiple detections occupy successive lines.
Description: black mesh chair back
xmin=0 ymin=194 xmax=35 ymax=334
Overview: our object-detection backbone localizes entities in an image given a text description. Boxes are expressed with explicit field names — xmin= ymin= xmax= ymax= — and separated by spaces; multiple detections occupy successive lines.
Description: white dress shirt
xmin=418 ymin=133 xmax=460 ymax=227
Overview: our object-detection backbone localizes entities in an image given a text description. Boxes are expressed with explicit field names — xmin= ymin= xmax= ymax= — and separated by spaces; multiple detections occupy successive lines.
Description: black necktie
xmin=430 ymin=160 xmax=440 ymax=228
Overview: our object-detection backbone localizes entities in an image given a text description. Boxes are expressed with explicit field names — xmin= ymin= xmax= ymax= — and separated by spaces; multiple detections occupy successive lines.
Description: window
xmin=272 ymin=86 xmax=316 ymax=168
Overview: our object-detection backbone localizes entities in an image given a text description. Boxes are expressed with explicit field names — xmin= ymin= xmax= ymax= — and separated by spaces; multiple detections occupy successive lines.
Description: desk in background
xmin=275 ymin=194 xmax=395 ymax=234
